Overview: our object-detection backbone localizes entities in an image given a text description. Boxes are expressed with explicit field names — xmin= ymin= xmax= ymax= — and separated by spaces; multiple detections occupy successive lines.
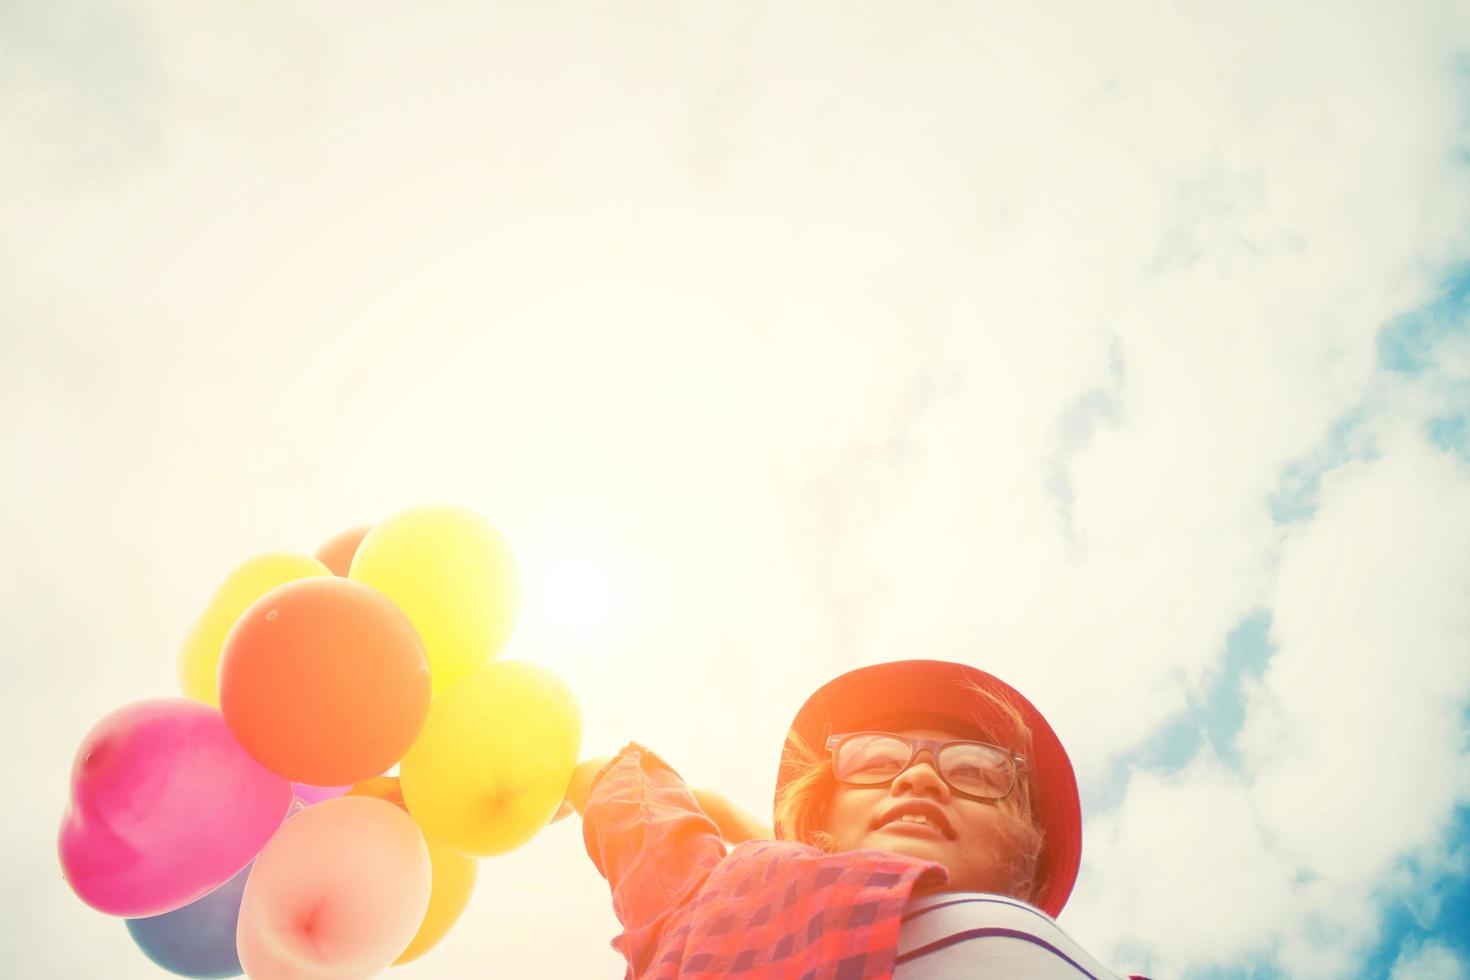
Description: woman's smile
xmin=872 ymin=799 xmax=957 ymax=839
xmin=875 ymin=817 xmax=948 ymax=839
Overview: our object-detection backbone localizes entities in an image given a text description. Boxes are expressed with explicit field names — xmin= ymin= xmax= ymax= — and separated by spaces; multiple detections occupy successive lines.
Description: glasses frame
xmin=825 ymin=731 xmax=1027 ymax=803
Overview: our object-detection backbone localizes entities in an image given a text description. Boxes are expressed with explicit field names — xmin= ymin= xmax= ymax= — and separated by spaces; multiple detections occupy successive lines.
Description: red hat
xmin=772 ymin=659 xmax=1082 ymax=917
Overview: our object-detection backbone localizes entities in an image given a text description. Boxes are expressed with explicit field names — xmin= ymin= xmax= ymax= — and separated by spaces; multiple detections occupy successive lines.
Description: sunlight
xmin=506 ymin=522 xmax=654 ymax=672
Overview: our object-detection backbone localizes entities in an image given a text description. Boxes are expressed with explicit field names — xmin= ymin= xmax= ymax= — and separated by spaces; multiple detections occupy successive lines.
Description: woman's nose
xmin=892 ymin=752 xmax=950 ymax=799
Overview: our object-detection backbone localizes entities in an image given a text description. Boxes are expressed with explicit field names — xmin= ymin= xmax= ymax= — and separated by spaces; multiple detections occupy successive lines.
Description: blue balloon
xmin=125 ymin=861 xmax=250 ymax=978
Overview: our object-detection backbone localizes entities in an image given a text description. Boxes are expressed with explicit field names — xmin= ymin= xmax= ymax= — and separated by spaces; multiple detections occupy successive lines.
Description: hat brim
xmin=773 ymin=659 xmax=1081 ymax=917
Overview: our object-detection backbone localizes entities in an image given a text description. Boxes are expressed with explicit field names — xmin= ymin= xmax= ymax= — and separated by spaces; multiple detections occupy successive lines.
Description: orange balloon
xmin=236 ymin=795 xmax=431 ymax=980
xmin=348 ymin=777 xmax=478 ymax=965
xmin=219 ymin=577 xmax=431 ymax=786
xmin=351 ymin=775 xmax=408 ymax=808
xmin=315 ymin=525 xmax=372 ymax=577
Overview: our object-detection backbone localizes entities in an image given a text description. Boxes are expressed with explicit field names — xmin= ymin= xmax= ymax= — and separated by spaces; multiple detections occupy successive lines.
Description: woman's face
xmin=822 ymin=728 xmax=1027 ymax=894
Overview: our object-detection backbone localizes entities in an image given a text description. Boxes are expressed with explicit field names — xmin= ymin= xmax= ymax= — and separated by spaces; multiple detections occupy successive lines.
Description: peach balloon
xmin=219 ymin=577 xmax=431 ymax=787
xmin=314 ymin=525 xmax=372 ymax=577
xmin=236 ymin=796 xmax=431 ymax=980
xmin=348 ymin=777 xmax=478 ymax=965
xmin=58 ymin=699 xmax=293 ymax=918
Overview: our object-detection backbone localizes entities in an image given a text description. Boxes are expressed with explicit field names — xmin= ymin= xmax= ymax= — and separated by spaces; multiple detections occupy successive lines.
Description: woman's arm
xmin=689 ymin=787 xmax=773 ymax=843
xmin=573 ymin=744 xmax=726 ymax=978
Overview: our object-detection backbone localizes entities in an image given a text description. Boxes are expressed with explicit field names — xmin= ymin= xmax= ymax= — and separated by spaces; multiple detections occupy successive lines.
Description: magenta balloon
xmin=59 ymin=699 xmax=294 ymax=917
xmin=292 ymin=783 xmax=351 ymax=805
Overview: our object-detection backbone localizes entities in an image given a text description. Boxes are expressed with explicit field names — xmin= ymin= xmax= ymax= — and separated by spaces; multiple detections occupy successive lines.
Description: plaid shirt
xmin=582 ymin=743 xmax=951 ymax=979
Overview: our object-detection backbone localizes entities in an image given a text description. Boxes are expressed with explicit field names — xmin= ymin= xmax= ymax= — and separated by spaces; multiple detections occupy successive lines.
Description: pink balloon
xmin=59 ymin=699 xmax=293 ymax=917
xmin=292 ymin=783 xmax=351 ymax=805
xmin=236 ymin=796 xmax=431 ymax=980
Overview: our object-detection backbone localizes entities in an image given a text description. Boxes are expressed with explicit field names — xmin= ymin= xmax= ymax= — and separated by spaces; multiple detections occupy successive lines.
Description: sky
xmin=4 ymin=2 xmax=1470 ymax=978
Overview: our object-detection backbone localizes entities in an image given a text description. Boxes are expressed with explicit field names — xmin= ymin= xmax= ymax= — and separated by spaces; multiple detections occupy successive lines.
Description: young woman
xmin=562 ymin=659 xmax=1149 ymax=979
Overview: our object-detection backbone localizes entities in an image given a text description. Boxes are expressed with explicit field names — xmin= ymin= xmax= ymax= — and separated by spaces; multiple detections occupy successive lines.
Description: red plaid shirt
xmin=582 ymin=743 xmax=951 ymax=979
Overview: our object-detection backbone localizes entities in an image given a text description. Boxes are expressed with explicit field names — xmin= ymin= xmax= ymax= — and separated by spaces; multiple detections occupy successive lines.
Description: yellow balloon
xmin=178 ymin=552 xmax=332 ymax=705
xmin=349 ymin=506 xmax=519 ymax=693
xmin=348 ymin=777 xmax=479 ymax=965
xmin=400 ymin=660 xmax=580 ymax=857
xmin=398 ymin=830 xmax=477 ymax=965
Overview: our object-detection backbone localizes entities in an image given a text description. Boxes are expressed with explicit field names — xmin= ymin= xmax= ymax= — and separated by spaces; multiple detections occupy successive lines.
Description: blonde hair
xmin=774 ymin=682 xmax=1045 ymax=903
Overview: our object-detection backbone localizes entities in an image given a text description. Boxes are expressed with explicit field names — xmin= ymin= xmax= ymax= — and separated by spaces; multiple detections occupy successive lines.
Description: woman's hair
xmin=774 ymin=681 xmax=1046 ymax=903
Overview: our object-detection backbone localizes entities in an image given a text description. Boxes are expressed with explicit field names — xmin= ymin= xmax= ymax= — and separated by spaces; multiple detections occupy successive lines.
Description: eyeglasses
xmin=825 ymin=731 xmax=1026 ymax=802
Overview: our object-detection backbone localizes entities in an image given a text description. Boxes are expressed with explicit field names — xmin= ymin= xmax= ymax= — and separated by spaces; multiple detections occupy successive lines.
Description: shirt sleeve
xmin=581 ymin=742 xmax=727 ymax=974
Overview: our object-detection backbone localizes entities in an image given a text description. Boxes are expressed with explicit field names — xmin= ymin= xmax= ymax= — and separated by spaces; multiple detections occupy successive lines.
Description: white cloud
xmin=1066 ymin=753 xmax=1295 ymax=974
xmin=1390 ymin=938 xmax=1470 ymax=980
xmin=1244 ymin=427 xmax=1470 ymax=881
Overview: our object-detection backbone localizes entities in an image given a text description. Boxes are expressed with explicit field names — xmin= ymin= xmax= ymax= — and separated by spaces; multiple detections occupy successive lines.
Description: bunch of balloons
xmin=58 ymin=506 xmax=582 ymax=979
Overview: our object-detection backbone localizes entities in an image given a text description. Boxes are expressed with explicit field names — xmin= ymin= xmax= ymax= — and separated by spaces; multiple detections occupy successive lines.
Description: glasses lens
xmin=939 ymin=741 xmax=1013 ymax=799
xmin=834 ymin=734 xmax=912 ymax=784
